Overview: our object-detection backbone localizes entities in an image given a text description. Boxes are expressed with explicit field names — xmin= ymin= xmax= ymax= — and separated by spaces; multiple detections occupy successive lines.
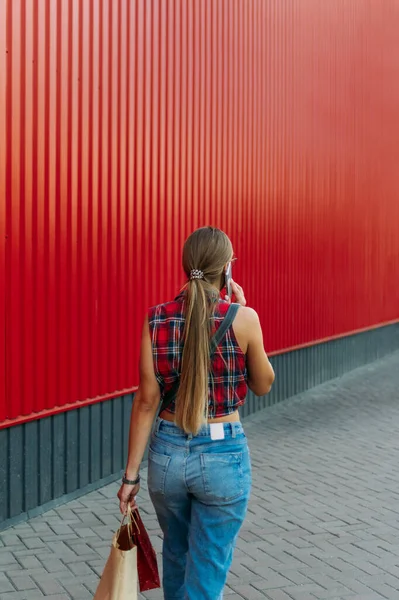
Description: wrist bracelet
xmin=122 ymin=473 xmax=140 ymax=485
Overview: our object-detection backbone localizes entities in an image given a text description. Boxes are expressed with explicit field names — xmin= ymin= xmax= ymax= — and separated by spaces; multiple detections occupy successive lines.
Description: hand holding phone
xmin=230 ymin=280 xmax=246 ymax=306
xmin=224 ymin=267 xmax=246 ymax=306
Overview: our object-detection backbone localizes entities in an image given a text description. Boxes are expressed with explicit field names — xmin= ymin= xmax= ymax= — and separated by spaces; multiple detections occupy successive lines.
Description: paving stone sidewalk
xmin=2 ymin=351 xmax=399 ymax=600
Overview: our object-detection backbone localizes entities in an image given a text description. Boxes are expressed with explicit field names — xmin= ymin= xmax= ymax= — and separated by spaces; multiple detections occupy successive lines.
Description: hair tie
xmin=190 ymin=269 xmax=204 ymax=280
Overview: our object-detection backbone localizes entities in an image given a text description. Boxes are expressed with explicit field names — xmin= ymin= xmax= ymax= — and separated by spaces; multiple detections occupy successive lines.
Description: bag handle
xmin=159 ymin=303 xmax=240 ymax=413
xmin=119 ymin=504 xmax=140 ymax=537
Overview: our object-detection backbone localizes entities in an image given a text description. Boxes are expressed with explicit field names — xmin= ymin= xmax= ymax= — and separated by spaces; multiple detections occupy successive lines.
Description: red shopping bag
xmin=131 ymin=509 xmax=161 ymax=592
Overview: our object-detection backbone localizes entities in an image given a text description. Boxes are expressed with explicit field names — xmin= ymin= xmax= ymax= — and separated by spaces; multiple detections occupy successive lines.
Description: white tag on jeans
xmin=210 ymin=423 xmax=225 ymax=441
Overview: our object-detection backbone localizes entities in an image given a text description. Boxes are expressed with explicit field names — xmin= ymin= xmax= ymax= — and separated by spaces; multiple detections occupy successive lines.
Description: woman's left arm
xmin=118 ymin=316 xmax=160 ymax=514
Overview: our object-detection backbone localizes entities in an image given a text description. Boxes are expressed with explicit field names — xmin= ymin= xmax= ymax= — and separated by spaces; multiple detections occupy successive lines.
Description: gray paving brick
xmin=345 ymin=596 xmax=386 ymax=600
xmin=31 ymin=576 xmax=67 ymax=596
xmin=57 ymin=582 xmax=92 ymax=599
xmin=281 ymin=571 xmax=313 ymax=586
xmin=338 ymin=578 xmax=381 ymax=596
xmin=1 ymin=352 xmax=399 ymax=599
xmin=230 ymin=584 xmax=267 ymax=599
xmin=251 ymin=574 xmax=293 ymax=590
xmin=14 ymin=556 xmax=42 ymax=570
xmin=6 ymin=575 xmax=37 ymax=592
xmin=315 ymin=586 xmax=353 ymax=599
xmin=1 ymin=593 xmax=45 ymax=600
xmin=39 ymin=557 xmax=69 ymax=574
xmin=0 ymin=573 xmax=15 ymax=593
xmin=22 ymin=538 xmax=46 ymax=550
xmin=0 ymin=551 xmax=20 ymax=567
xmin=37 ymin=596 xmax=70 ymax=600
xmin=264 ymin=593 xmax=297 ymax=600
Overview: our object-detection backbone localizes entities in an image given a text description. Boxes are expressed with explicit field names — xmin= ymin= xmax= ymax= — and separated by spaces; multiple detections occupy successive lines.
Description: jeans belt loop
xmin=231 ymin=423 xmax=236 ymax=438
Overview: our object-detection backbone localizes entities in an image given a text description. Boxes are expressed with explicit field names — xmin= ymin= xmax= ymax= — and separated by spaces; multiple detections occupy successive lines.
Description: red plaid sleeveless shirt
xmin=148 ymin=292 xmax=248 ymax=418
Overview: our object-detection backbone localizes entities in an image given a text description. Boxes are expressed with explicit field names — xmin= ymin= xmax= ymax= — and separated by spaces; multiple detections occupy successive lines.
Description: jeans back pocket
xmin=148 ymin=448 xmax=171 ymax=496
xmin=200 ymin=451 xmax=248 ymax=503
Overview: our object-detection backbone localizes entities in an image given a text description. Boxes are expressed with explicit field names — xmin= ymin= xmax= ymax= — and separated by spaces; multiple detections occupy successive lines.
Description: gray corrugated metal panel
xmin=112 ymin=400 xmax=123 ymax=474
xmin=252 ymin=323 xmax=399 ymax=409
xmin=66 ymin=411 xmax=79 ymax=494
xmin=24 ymin=420 xmax=39 ymax=512
xmin=101 ymin=402 xmax=113 ymax=479
xmin=53 ymin=414 xmax=66 ymax=499
xmin=0 ymin=394 xmax=134 ymax=527
xmin=9 ymin=425 xmax=23 ymax=519
xmin=39 ymin=417 xmax=52 ymax=506
xmin=0 ymin=428 xmax=8 ymax=522
xmin=79 ymin=406 xmax=91 ymax=489
xmin=90 ymin=403 xmax=102 ymax=483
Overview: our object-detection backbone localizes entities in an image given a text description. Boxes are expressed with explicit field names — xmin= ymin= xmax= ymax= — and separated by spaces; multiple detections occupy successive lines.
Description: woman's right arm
xmin=244 ymin=308 xmax=275 ymax=396
xmin=230 ymin=280 xmax=275 ymax=396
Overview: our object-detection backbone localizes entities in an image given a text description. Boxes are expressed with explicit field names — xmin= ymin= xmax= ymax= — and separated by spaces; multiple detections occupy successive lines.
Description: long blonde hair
xmin=175 ymin=227 xmax=233 ymax=434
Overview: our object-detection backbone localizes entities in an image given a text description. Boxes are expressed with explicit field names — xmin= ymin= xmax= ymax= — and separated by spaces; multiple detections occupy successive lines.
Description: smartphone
xmin=225 ymin=262 xmax=233 ymax=300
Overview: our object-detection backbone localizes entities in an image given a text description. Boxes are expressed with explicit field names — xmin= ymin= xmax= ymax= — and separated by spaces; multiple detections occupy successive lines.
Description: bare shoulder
xmin=235 ymin=305 xmax=260 ymax=326
xmin=232 ymin=306 xmax=260 ymax=353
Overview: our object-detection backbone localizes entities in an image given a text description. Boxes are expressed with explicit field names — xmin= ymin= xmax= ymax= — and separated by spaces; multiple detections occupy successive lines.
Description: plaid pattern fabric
xmin=148 ymin=292 xmax=248 ymax=418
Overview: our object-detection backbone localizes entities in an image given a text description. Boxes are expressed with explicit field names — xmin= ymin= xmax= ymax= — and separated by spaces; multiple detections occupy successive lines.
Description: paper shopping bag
xmin=93 ymin=509 xmax=138 ymax=600
xmin=131 ymin=509 xmax=161 ymax=592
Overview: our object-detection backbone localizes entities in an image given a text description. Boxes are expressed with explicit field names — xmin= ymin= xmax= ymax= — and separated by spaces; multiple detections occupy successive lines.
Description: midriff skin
xmin=159 ymin=409 xmax=240 ymax=424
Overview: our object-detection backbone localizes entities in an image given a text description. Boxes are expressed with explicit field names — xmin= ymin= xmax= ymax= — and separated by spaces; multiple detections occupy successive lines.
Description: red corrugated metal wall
xmin=1 ymin=0 xmax=399 ymax=425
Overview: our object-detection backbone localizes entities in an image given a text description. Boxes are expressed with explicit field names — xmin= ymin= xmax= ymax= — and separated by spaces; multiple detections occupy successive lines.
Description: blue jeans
xmin=147 ymin=418 xmax=252 ymax=600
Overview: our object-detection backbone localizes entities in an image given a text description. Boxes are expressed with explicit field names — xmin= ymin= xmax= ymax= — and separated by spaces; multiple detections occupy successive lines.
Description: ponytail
xmin=175 ymin=226 xmax=233 ymax=434
xmin=174 ymin=279 xmax=214 ymax=434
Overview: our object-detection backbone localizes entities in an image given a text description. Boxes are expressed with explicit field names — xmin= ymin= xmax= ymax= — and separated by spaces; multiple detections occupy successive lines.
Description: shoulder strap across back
xmin=209 ymin=303 xmax=240 ymax=356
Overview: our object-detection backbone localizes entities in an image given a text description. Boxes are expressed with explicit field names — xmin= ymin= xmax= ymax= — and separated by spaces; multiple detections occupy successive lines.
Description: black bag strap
xmin=159 ymin=303 xmax=241 ymax=413
xmin=209 ymin=303 xmax=240 ymax=355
